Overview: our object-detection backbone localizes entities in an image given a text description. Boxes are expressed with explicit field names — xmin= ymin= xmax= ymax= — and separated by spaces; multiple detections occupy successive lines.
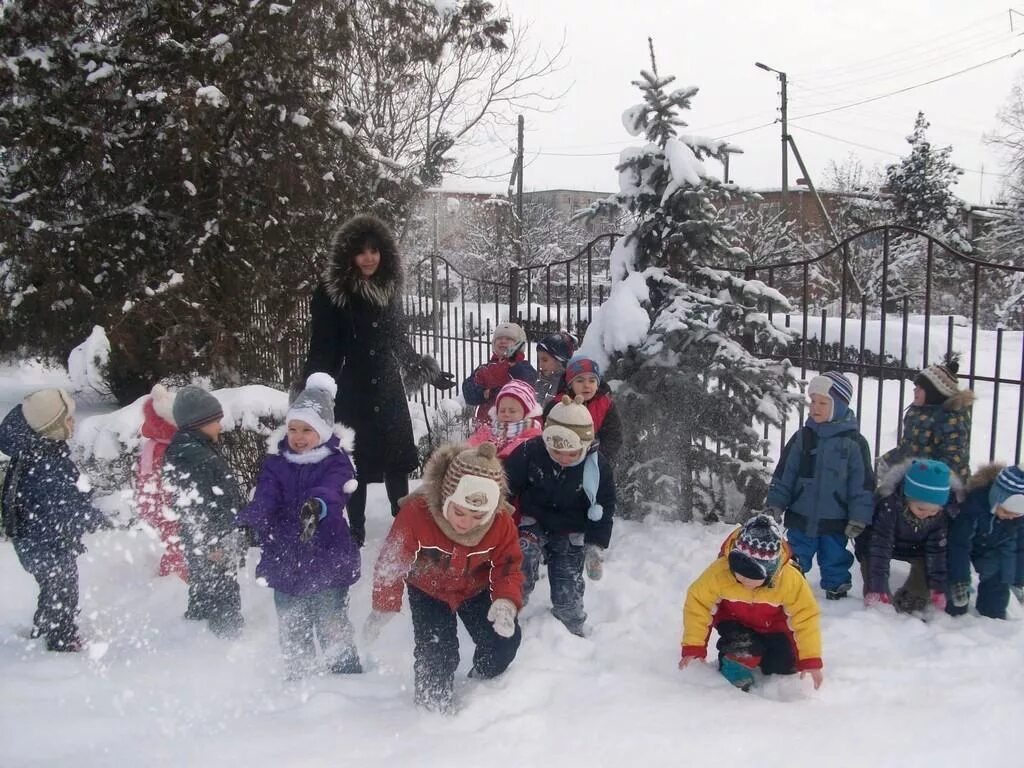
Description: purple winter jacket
xmin=237 ymin=425 xmax=360 ymax=596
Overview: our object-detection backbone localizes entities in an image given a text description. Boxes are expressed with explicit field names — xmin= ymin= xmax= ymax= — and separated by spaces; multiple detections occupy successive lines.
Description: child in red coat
xmin=543 ymin=355 xmax=623 ymax=461
xmin=364 ymin=442 xmax=523 ymax=714
xmin=462 ymin=322 xmax=538 ymax=423
xmin=136 ymin=385 xmax=188 ymax=580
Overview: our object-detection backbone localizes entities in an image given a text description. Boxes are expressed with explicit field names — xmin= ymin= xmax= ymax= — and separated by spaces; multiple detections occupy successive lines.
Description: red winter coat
xmin=372 ymin=494 xmax=524 ymax=614
xmin=136 ymin=398 xmax=188 ymax=580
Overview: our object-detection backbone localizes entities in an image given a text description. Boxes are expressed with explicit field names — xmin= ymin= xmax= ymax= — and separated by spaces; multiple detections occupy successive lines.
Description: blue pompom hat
xmin=990 ymin=465 xmax=1024 ymax=517
xmin=903 ymin=459 xmax=952 ymax=506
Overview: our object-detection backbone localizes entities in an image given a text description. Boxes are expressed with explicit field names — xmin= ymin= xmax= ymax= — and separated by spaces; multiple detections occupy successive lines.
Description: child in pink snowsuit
xmin=468 ymin=380 xmax=543 ymax=459
xmin=136 ymin=384 xmax=188 ymax=580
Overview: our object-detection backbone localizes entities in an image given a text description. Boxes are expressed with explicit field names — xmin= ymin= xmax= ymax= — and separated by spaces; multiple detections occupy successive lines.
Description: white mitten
xmin=362 ymin=609 xmax=395 ymax=646
xmin=584 ymin=544 xmax=605 ymax=581
xmin=486 ymin=599 xmax=517 ymax=638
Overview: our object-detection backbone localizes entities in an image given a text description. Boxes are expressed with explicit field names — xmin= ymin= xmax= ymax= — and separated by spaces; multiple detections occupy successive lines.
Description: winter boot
xmin=329 ymin=655 xmax=364 ymax=675
xmin=719 ymin=655 xmax=757 ymax=692
xmin=825 ymin=582 xmax=852 ymax=601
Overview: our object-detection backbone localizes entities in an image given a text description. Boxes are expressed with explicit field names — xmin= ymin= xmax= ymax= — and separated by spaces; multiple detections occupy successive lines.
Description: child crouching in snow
xmin=467 ymin=379 xmax=543 ymax=459
xmin=679 ymin=515 xmax=824 ymax=692
xmin=946 ymin=463 xmax=1024 ymax=619
xmin=237 ymin=374 xmax=362 ymax=679
xmin=856 ymin=459 xmax=957 ymax=614
xmin=364 ymin=442 xmax=523 ymax=714
xmin=0 ymin=389 xmax=108 ymax=652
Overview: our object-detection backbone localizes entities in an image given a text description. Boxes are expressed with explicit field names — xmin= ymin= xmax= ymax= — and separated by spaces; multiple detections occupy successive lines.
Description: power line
xmin=789 ymin=49 xmax=1023 ymax=122
xmin=791 ymin=125 xmax=1008 ymax=177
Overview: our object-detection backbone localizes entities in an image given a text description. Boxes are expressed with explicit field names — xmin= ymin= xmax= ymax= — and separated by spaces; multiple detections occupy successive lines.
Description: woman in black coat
xmin=302 ymin=215 xmax=454 ymax=544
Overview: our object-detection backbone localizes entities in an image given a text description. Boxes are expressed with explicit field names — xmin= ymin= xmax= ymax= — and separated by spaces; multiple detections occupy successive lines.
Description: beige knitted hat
xmin=542 ymin=395 xmax=595 ymax=452
xmin=440 ymin=442 xmax=506 ymax=518
xmin=22 ymin=388 xmax=76 ymax=440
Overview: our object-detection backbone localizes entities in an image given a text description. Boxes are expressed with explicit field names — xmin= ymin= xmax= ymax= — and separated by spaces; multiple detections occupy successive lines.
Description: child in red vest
xmin=543 ymin=355 xmax=622 ymax=461
xmin=136 ymin=385 xmax=188 ymax=581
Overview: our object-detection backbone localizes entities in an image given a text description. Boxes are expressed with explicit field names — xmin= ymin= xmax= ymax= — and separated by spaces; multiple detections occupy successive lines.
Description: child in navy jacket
xmin=462 ymin=322 xmax=537 ymax=424
xmin=1 ymin=390 xmax=106 ymax=651
xmin=946 ymin=464 xmax=1024 ymax=619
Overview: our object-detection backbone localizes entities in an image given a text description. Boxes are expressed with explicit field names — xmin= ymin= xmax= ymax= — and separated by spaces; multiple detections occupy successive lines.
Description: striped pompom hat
xmin=728 ymin=514 xmax=783 ymax=582
xmin=990 ymin=465 xmax=1024 ymax=517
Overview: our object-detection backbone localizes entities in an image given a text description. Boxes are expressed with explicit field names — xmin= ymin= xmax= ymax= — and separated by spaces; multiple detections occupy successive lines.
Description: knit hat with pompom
xmin=441 ymin=442 xmax=506 ymax=521
xmin=286 ymin=373 xmax=338 ymax=444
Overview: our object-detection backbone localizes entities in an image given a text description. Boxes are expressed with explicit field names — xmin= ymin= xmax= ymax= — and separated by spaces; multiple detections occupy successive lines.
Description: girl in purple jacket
xmin=237 ymin=373 xmax=362 ymax=679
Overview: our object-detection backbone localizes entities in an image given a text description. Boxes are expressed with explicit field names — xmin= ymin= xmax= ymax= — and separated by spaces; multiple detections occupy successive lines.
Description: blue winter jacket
xmin=0 ymin=405 xmax=102 ymax=558
xmin=766 ymin=411 xmax=875 ymax=537
xmin=947 ymin=465 xmax=1024 ymax=589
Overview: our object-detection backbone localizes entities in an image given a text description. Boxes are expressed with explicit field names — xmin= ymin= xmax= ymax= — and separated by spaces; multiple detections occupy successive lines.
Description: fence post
xmin=508 ymin=267 xmax=519 ymax=324
xmin=430 ymin=252 xmax=440 ymax=355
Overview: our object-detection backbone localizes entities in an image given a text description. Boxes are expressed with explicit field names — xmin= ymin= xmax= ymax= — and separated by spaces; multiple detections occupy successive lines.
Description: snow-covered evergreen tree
xmin=579 ymin=59 xmax=799 ymax=522
xmin=882 ymin=112 xmax=971 ymax=308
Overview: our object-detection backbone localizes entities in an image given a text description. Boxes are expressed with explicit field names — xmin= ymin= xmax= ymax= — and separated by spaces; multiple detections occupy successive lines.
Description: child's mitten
xmin=929 ymin=590 xmax=947 ymax=612
xmin=486 ymin=598 xmax=517 ymax=638
xmin=475 ymin=360 xmax=512 ymax=389
xmin=844 ymin=519 xmax=867 ymax=539
xmin=299 ymin=498 xmax=326 ymax=542
xmin=362 ymin=610 xmax=395 ymax=646
xmin=584 ymin=544 xmax=604 ymax=580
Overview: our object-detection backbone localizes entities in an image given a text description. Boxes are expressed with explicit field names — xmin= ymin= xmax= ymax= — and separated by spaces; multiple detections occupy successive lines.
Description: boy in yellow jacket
xmin=679 ymin=515 xmax=824 ymax=692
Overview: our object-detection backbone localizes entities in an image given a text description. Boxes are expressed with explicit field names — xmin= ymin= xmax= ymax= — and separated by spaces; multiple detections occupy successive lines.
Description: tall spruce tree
xmin=580 ymin=58 xmax=799 ymax=522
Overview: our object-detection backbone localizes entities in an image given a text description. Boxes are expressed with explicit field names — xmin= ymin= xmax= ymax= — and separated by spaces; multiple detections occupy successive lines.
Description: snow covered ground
xmin=3 ymin=363 xmax=1024 ymax=767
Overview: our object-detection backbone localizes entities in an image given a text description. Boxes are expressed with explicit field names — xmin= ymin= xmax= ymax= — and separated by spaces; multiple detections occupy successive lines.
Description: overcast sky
xmin=444 ymin=0 xmax=1024 ymax=205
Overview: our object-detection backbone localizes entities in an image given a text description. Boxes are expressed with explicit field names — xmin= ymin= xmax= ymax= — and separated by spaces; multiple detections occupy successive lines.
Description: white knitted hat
xmin=542 ymin=395 xmax=595 ymax=452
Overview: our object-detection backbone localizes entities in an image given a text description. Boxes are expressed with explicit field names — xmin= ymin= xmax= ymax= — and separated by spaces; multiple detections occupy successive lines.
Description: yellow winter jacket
xmin=681 ymin=529 xmax=823 ymax=670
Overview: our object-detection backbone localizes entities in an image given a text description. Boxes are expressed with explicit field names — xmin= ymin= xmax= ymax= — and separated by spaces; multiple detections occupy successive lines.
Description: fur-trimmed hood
xmin=402 ymin=443 xmax=514 ymax=547
xmin=266 ymin=422 xmax=357 ymax=466
xmin=966 ymin=462 xmax=1006 ymax=494
xmin=940 ymin=389 xmax=976 ymax=412
xmin=877 ymin=458 xmax=965 ymax=499
xmin=323 ymin=214 xmax=403 ymax=308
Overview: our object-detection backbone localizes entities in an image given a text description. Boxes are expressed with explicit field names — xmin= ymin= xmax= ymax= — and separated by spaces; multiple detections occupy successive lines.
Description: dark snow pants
xmin=274 ymin=587 xmax=360 ymax=677
xmin=185 ymin=553 xmax=243 ymax=638
xmin=520 ymin=525 xmax=587 ymax=635
xmin=407 ymin=585 xmax=521 ymax=713
xmin=15 ymin=544 xmax=80 ymax=651
xmin=716 ymin=620 xmax=797 ymax=675
xmin=346 ymin=472 xmax=409 ymax=542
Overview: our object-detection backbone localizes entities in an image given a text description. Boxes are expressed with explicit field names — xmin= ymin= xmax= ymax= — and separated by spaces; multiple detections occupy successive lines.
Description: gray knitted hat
xmin=172 ymin=386 xmax=223 ymax=431
xmin=286 ymin=373 xmax=337 ymax=443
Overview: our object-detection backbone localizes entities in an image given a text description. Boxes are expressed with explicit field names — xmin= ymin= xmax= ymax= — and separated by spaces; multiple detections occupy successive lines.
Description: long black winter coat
xmin=303 ymin=216 xmax=435 ymax=480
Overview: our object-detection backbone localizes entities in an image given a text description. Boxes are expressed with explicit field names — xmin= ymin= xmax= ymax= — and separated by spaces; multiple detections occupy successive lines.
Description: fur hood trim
xmin=399 ymin=443 xmax=513 ymax=547
xmin=323 ymin=214 xmax=402 ymax=308
xmin=266 ymin=423 xmax=357 ymax=465
xmin=966 ymin=462 xmax=1006 ymax=493
xmin=878 ymin=458 xmax=965 ymax=499
xmin=942 ymin=389 xmax=976 ymax=411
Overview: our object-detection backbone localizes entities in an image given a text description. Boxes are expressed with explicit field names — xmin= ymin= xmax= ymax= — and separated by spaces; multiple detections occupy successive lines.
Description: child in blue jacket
xmin=0 ymin=390 xmax=106 ymax=651
xmin=946 ymin=464 xmax=1024 ymax=619
xmin=766 ymin=372 xmax=874 ymax=600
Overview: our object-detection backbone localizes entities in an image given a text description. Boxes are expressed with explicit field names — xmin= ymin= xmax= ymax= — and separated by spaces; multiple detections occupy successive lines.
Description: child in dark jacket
xmin=856 ymin=459 xmax=957 ymax=614
xmin=534 ymin=331 xmax=576 ymax=405
xmin=365 ymin=442 xmax=523 ymax=714
xmin=237 ymin=374 xmax=362 ymax=678
xmin=164 ymin=385 xmax=246 ymax=638
xmin=679 ymin=515 xmax=823 ymax=692
xmin=878 ymin=359 xmax=975 ymax=485
xmin=946 ymin=463 xmax=1024 ymax=619
xmin=0 ymin=390 xmax=106 ymax=651
xmin=505 ymin=395 xmax=615 ymax=637
xmin=462 ymin=322 xmax=538 ymax=424
xmin=766 ymin=372 xmax=874 ymax=600
xmin=541 ymin=355 xmax=623 ymax=462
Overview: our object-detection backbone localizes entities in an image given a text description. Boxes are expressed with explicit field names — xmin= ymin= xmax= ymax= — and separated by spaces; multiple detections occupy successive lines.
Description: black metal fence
xmin=247 ymin=225 xmax=1023 ymax=466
